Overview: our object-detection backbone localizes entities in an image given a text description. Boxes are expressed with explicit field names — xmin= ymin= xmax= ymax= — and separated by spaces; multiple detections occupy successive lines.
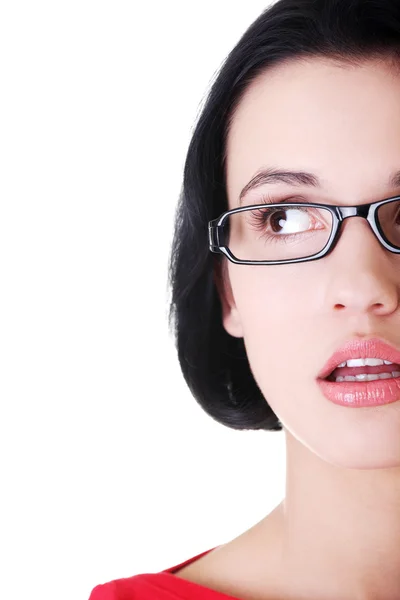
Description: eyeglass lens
xmin=223 ymin=200 xmax=400 ymax=262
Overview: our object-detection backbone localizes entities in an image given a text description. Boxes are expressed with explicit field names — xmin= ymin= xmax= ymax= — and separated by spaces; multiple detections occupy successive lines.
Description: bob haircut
xmin=167 ymin=0 xmax=400 ymax=432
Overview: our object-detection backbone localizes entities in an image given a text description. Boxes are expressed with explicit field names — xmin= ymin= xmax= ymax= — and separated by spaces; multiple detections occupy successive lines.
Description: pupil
xmin=271 ymin=210 xmax=286 ymax=233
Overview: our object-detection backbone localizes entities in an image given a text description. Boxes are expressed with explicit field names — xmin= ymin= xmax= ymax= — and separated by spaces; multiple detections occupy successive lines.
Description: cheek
xmin=231 ymin=267 xmax=303 ymax=340
xmin=230 ymin=268 xmax=338 ymax=459
xmin=230 ymin=267 xmax=314 ymax=397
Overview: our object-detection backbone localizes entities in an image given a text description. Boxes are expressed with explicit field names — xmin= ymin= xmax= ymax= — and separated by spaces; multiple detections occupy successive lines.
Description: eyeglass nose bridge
xmin=331 ymin=201 xmax=399 ymax=255
xmin=337 ymin=204 xmax=370 ymax=219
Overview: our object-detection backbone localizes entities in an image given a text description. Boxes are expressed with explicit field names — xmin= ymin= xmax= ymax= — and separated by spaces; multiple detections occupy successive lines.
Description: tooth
xmin=345 ymin=358 xmax=366 ymax=367
xmin=364 ymin=358 xmax=385 ymax=367
xmin=336 ymin=359 xmax=395 ymax=369
xmin=346 ymin=358 xmax=385 ymax=367
xmin=334 ymin=371 xmax=400 ymax=382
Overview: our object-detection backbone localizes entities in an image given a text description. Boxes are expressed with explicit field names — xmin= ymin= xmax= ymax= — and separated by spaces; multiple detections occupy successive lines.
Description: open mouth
xmin=325 ymin=364 xmax=400 ymax=382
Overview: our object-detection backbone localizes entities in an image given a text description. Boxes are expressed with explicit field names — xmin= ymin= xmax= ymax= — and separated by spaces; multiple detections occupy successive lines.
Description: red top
xmin=88 ymin=547 xmax=242 ymax=599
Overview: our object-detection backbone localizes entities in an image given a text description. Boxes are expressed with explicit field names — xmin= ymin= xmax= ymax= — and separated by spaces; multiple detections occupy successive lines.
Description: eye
xmin=249 ymin=205 xmax=324 ymax=237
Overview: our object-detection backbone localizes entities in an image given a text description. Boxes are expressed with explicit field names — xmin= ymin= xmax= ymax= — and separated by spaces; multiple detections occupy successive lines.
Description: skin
xmin=175 ymin=57 xmax=400 ymax=599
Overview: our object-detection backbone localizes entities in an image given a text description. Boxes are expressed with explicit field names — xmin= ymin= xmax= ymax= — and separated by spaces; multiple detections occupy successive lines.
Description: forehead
xmin=225 ymin=57 xmax=400 ymax=207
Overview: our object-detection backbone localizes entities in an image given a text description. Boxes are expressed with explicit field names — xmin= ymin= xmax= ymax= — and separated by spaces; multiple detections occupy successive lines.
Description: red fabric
xmin=88 ymin=547 xmax=240 ymax=599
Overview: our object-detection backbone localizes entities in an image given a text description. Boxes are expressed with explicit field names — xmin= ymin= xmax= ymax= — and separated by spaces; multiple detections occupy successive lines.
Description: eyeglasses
xmin=208 ymin=195 xmax=400 ymax=265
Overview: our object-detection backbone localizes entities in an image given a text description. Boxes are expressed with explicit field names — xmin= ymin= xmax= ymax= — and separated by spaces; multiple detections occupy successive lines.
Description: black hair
xmin=167 ymin=0 xmax=400 ymax=431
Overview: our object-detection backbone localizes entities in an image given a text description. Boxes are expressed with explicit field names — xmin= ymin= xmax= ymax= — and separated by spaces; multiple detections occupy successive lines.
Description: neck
xmin=277 ymin=431 xmax=400 ymax=600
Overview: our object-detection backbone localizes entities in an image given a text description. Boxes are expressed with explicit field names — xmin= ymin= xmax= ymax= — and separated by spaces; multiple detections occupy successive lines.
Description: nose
xmin=325 ymin=217 xmax=399 ymax=315
xmin=335 ymin=212 xmax=388 ymax=256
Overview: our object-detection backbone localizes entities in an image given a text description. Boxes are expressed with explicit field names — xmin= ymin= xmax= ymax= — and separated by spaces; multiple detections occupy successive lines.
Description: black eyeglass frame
xmin=208 ymin=195 xmax=400 ymax=265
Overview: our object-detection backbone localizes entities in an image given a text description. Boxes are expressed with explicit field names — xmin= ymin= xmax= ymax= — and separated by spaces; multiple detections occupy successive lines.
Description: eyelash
xmin=248 ymin=192 xmax=316 ymax=244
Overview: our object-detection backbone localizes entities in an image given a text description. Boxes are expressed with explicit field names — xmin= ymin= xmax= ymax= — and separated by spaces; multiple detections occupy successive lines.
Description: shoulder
xmin=88 ymin=547 xmax=219 ymax=600
xmin=88 ymin=575 xmax=144 ymax=600
xmin=88 ymin=571 xmax=185 ymax=600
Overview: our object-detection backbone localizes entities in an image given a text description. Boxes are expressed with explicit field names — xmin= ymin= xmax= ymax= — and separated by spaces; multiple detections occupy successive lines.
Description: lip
xmin=317 ymin=337 xmax=400 ymax=380
xmin=317 ymin=376 xmax=400 ymax=407
xmin=316 ymin=337 xmax=400 ymax=408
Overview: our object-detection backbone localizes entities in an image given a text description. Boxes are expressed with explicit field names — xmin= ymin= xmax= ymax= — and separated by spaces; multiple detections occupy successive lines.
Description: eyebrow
xmin=239 ymin=167 xmax=400 ymax=204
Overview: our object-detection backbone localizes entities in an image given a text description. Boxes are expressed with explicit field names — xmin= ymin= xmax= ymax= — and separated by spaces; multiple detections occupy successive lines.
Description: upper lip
xmin=317 ymin=337 xmax=400 ymax=379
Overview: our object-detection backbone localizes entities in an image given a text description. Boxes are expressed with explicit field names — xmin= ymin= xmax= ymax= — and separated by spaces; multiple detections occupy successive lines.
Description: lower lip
xmin=317 ymin=376 xmax=400 ymax=407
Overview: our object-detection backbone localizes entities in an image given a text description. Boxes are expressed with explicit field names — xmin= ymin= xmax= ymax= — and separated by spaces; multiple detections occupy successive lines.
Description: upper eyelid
xmin=259 ymin=192 xmax=307 ymax=204
xmin=242 ymin=192 xmax=321 ymax=206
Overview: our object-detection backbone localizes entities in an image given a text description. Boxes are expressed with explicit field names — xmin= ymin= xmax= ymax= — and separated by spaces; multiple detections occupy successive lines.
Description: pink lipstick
xmin=316 ymin=337 xmax=400 ymax=407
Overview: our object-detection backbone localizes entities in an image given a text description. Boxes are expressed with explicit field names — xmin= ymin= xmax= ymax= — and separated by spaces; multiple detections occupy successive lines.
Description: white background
xmin=0 ymin=2 xmax=286 ymax=599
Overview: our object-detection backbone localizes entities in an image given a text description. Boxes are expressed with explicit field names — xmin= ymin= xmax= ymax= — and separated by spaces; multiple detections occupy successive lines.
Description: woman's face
xmin=218 ymin=57 xmax=400 ymax=469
